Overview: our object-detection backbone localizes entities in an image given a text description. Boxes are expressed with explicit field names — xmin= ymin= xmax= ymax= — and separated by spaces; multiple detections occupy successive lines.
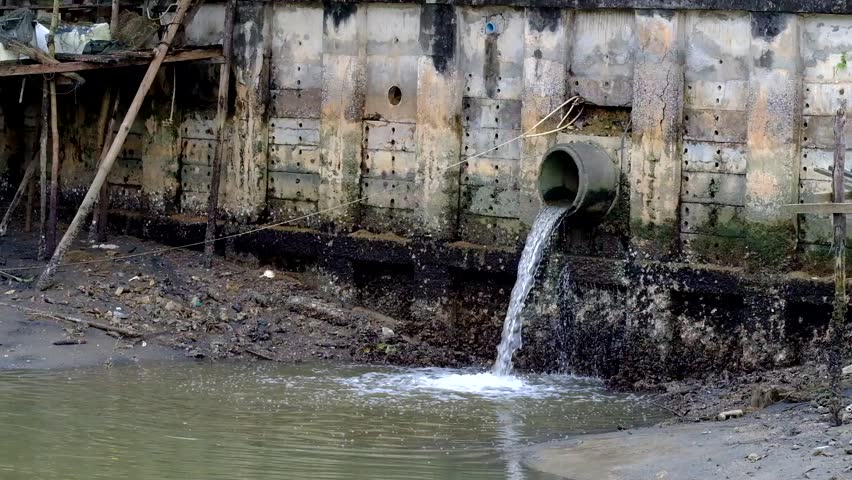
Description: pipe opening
xmin=537 ymin=142 xmax=619 ymax=219
xmin=539 ymin=149 xmax=580 ymax=207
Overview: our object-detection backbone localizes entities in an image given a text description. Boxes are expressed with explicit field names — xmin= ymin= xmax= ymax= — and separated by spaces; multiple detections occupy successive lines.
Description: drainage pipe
xmin=537 ymin=142 xmax=619 ymax=218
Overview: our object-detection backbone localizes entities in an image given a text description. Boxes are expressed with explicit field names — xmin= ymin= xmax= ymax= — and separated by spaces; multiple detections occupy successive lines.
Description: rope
xmin=1 ymin=97 xmax=585 ymax=273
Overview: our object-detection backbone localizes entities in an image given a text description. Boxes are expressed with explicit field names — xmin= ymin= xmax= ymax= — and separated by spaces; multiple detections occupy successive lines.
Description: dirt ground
xmin=0 ymin=229 xmax=464 ymax=369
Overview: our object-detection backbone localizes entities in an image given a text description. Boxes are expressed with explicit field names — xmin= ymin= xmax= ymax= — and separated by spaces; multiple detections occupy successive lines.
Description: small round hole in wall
xmin=388 ymin=85 xmax=402 ymax=105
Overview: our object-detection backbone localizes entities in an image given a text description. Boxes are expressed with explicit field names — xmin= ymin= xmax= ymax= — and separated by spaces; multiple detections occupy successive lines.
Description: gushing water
xmin=493 ymin=205 xmax=569 ymax=376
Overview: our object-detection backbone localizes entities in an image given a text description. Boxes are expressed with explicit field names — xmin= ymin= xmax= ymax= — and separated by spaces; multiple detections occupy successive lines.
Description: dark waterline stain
xmin=420 ymin=4 xmax=456 ymax=74
xmin=484 ymin=35 xmax=499 ymax=98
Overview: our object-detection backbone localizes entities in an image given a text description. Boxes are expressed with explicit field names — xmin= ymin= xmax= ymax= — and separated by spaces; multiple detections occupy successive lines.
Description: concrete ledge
xmin=264 ymin=0 xmax=852 ymax=14
xmin=108 ymin=210 xmax=840 ymax=306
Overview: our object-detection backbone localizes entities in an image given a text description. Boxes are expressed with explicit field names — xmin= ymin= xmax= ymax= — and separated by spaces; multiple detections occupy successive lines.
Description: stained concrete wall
xmin=10 ymin=2 xmax=852 ymax=377
xmin=20 ymin=3 xmax=851 ymax=266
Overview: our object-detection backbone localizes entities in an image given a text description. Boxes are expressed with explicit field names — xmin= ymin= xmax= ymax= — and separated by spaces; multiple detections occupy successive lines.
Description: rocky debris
xmin=745 ymin=452 xmax=762 ymax=462
xmin=1 ymin=236 xmax=464 ymax=367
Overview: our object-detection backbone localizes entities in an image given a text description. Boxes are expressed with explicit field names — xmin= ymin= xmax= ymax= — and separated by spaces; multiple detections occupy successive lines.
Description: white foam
xmin=335 ymin=367 xmax=598 ymax=401
xmin=417 ymin=372 xmax=526 ymax=394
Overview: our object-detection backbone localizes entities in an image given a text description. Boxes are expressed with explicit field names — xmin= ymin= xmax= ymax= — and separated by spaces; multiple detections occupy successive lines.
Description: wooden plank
xmin=782 ymin=203 xmax=852 ymax=215
xmin=0 ymin=48 xmax=223 ymax=77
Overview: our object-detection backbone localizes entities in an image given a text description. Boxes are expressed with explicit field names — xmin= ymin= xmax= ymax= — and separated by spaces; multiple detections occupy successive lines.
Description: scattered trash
xmin=3 ymin=290 xmax=14 ymax=295
xmin=261 ymin=270 xmax=275 ymax=279
xmin=745 ymin=453 xmax=762 ymax=462
xmin=111 ymin=310 xmax=129 ymax=319
xmin=91 ymin=244 xmax=119 ymax=250
xmin=381 ymin=326 xmax=395 ymax=339
xmin=717 ymin=409 xmax=744 ymax=421
xmin=114 ymin=287 xmax=124 ymax=296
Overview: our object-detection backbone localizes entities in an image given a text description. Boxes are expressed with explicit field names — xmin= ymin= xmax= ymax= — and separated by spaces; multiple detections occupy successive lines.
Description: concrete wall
xmin=138 ymin=3 xmax=852 ymax=265
xmin=9 ymin=1 xmax=852 ymax=378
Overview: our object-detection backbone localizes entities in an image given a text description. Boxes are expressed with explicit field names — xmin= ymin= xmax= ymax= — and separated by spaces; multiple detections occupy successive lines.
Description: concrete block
xmin=462 ymin=97 xmax=522 ymax=130
xmin=683 ymin=141 xmax=747 ymax=174
xmin=360 ymin=178 xmax=416 ymax=209
xmin=681 ymin=172 xmax=746 ymax=205
xmin=319 ymin=4 xmax=367 ymax=230
xmin=629 ymin=10 xmax=685 ymax=254
xmin=268 ymin=144 xmax=321 ymax=174
xmin=680 ymin=202 xmax=745 ymax=236
xmin=802 ymin=15 xmax=852 ymax=83
xmin=267 ymin=171 xmax=320 ymax=201
xmin=269 ymin=88 xmax=322 ymax=119
xmin=569 ymin=10 xmax=635 ymax=106
xmin=744 ymin=13 xmax=799 ymax=255
xmin=363 ymin=150 xmax=417 ymax=181
xmin=365 ymin=55 xmax=420 ymax=122
xmin=461 ymin=185 xmax=520 ymax=218
xmin=461 ymin=157 xmax=519 ymax=187
xmin=268 ymin=118 xmax=320 ymax=146
xmin=683 ymin=109 xmax=748 ymax=143
xmin=363 ymin=120 xmax=417 ymax=152
xmin=802 ymin=115 xmax=852 ymax=149
xmin=365 ymin=4 xmax=422 ymax=56
xmin=413 ymin=3 xmax=463 ymax=240
xmin=683 ymin=10 xmax=751 ymax=82
xmin=459 ymin=7 xmax=525 ymax=100
xmin=179 ymin=139 xmax=216 ymax=167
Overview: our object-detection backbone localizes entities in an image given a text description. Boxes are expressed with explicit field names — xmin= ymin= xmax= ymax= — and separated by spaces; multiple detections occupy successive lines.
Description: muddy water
xmin=0 ymin=363 xmax=665 ymax=479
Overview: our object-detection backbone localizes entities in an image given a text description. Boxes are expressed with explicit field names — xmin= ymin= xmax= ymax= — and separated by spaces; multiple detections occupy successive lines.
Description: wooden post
xmin=0 ymin=119 xmax=43 ymax=236
xmin=88 ymin=88 xmax=115 ymax=242
xmin=110 ymin=0 xmax=119 ymax=32
xmin=829 ymin=105 xmax=848 ymax=427
xmin=90 ymin=0 xmax=122 ymax=243
xmin=203 ymin=0 xmax=235 ymax=268
xmin=45 ymin=0 xmax=61 ymax=254
xmin=25 ymin=178 xmax=34 ymax=233
xmin=37 ymin=80 xmax=48 ymax=260
xmin=0 ymin=148 xmax=40 ymax=236
xmin=35 ymin=0 xmax=196 ymax=290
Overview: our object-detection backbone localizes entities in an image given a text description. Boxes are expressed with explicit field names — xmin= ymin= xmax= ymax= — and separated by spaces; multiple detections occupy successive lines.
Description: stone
xmin=813 ymin=446 xmax=834 ymax=457
xmin=136 ymin=295 xmax=151 ymax=305
xmin=261 ymin=270 xmax=275 ymax=279
xmin=381 ymin=326 xmax=395 ymax=339
xmin=746 ymin=453 xmax=762 ymax=462
xmin=111 ymin=310 xmax=129 ymax=319
xmin=164 ymin=300 xmax=180 ymax=312
xmin=718 ymin=409 xmax=744 ymax=421
xmin=115 ymin=287 xmax=124 ymax=296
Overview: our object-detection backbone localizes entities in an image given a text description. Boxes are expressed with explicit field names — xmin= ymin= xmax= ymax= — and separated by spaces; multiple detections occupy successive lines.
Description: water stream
xmin=493 ymin=205 xmax=569 ymax=376
xmin=0 ymin=362 xmax=665 ymax=479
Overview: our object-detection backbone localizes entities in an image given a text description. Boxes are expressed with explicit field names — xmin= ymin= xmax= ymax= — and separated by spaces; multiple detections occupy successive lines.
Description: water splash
xmin=492 ymin=205 xmax=569 ymax=376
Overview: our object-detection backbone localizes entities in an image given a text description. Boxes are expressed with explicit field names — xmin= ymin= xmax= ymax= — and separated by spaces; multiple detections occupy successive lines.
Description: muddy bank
xmin=0 ymin=231 xmax=476 ymax=369
xmin=0 ymin=304 xmax=181 ymax=369
xmin=528 ymin=363 xmax=852 ymax=479
xmin=527 ymin=403 xmax=852 ymax=480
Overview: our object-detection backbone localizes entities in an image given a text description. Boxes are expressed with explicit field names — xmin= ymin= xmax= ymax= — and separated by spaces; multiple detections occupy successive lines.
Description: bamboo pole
xmin=829 ymin=105 xmax=848 ymax=427
xmin=37 ymin=80 xmax=48 ymax=260
xmin=45 ymin=0 xmax=61 ymax=254
xmin=203 ymin=0 xmax=235 ymax=268
xmin=35 ymin=0 xmax=196 ymax=290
